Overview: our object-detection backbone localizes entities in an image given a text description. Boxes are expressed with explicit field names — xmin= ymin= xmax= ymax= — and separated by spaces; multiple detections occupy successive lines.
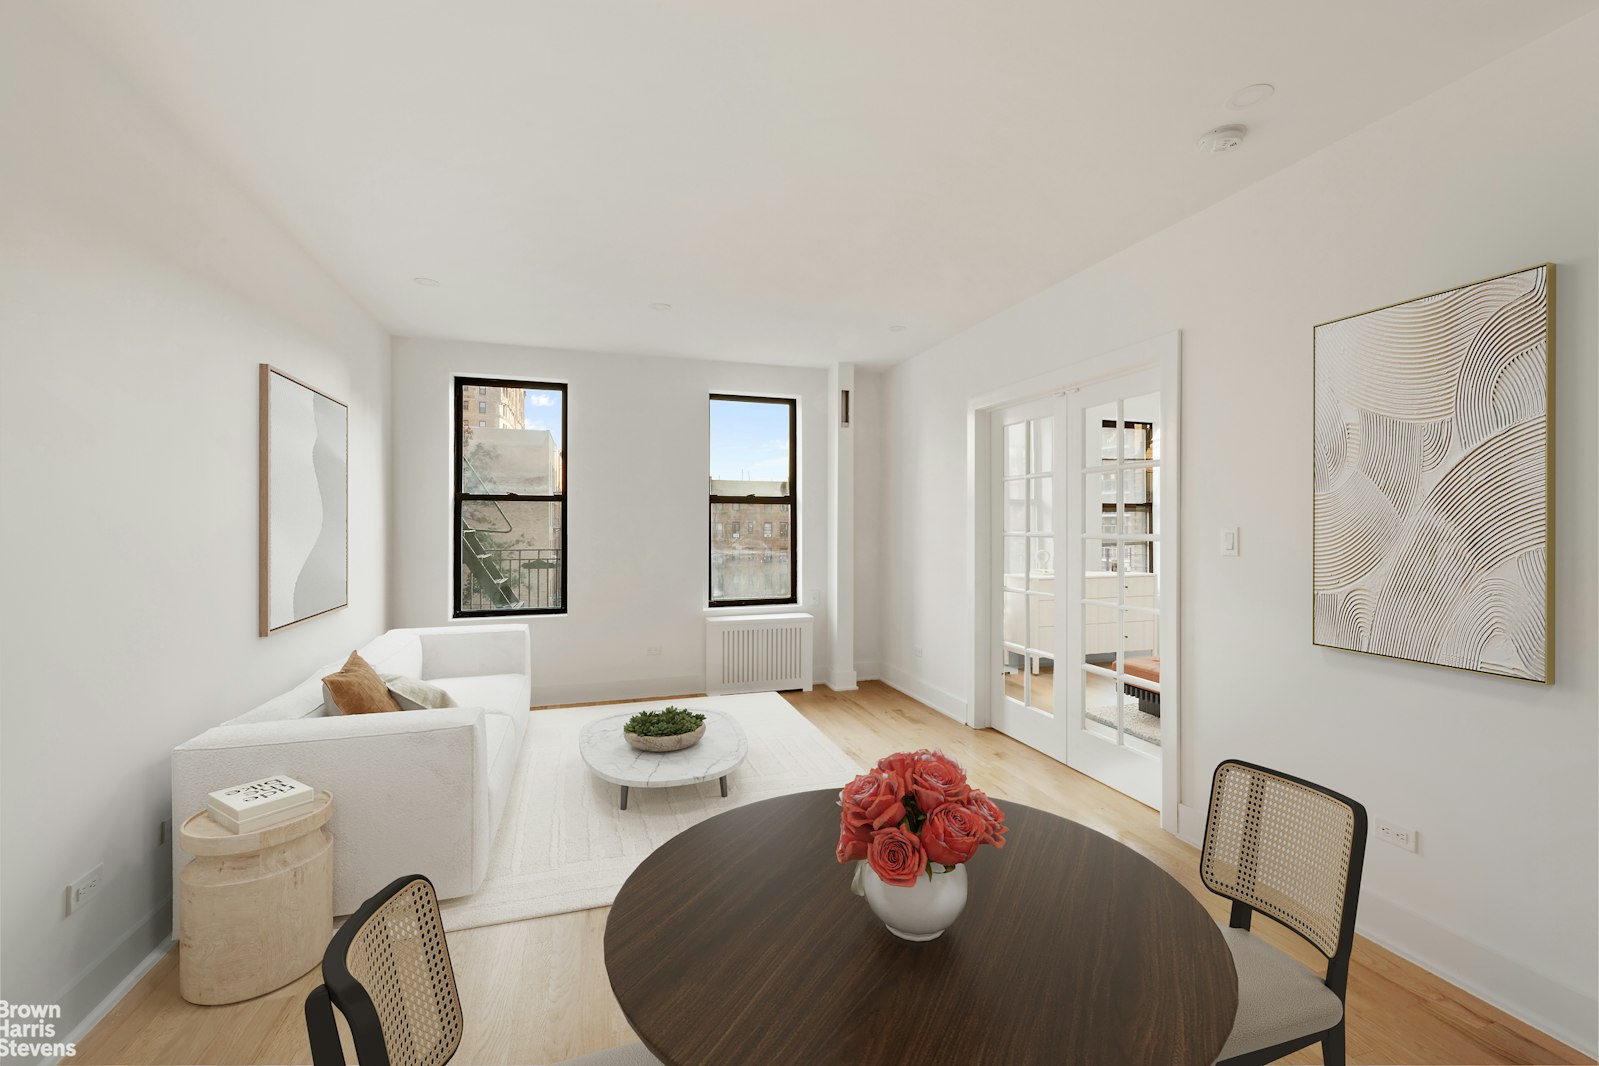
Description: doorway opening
xmin=974 ymin=334 xmax=1181 ymax=824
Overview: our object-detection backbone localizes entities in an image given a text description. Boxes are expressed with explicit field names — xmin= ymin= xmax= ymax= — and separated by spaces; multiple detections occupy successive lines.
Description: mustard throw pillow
xmin=322 ymin=651 xmax=404 ymax=715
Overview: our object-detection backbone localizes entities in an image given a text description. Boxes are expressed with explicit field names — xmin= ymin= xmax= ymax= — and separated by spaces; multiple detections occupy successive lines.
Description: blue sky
xmin=710 ymin=399 xmax=790 ymax=482
xmin=522 ymin=389 xmax=563 ymax=448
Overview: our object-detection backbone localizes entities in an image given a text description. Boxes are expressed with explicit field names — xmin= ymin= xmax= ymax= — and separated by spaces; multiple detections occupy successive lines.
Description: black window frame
xmin=454 ymin=376 xmax=568 ymax=618
xmin=709 ymin=393 xmax=797 ymax=607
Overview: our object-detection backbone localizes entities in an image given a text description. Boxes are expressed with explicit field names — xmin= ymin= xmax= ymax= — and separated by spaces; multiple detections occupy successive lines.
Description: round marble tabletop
xmin=579 ymin=710 xmax=748 ymax=809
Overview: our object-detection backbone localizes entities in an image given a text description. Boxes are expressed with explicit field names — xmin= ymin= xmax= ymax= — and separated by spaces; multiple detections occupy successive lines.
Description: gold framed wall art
xmin=1312 ymin=265 xmax=1554 ymax=682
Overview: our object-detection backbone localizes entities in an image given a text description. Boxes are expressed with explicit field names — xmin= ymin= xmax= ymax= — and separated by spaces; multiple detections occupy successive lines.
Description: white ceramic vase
xmin=856 ymin=862 xmax=969 ymax=941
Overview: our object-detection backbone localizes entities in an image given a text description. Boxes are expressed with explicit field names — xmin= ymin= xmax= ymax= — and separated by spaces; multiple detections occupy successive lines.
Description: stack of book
xmin=206 ymin=775 xmax=314 ymax=833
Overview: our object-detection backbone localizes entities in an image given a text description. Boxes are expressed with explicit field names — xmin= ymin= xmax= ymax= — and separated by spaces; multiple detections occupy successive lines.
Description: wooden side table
xmin=178 ymin=789 xmax=333 ymax=1005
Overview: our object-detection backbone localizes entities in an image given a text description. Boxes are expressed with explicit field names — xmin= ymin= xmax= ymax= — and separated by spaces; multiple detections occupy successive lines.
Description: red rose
xmin=867 ymin=825 xmax=928 ymax=887
xmin=836 ymin=820 xmax=872 ymax=864
xmin=966 ymin=788 xmax=1007 ymax=848
xmin=839 ymin=770 xmax=907 ymax=833
xmin=908 ymin=751 xmax=970 ymax=815
xmin=919 ymin=802 xmax=987 ymax=866
xmin=875 ymin=750 xmax=923 ymax=793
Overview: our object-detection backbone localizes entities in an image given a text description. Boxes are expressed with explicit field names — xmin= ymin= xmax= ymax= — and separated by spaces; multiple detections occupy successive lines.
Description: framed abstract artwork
xmin=260 ymin=365 xmax=348 ymax=636
xmin=1312 ymin=265 xmax=1554 ymax=682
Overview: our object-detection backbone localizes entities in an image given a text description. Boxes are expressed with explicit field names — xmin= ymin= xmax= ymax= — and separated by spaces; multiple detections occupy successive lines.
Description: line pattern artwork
xmin=1312 ymin=265 xmax=1553 ymax=682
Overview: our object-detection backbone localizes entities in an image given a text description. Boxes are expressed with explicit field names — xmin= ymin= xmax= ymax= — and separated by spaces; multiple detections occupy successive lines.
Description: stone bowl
xmin=624 ymin=721 xmax=706 ymax=752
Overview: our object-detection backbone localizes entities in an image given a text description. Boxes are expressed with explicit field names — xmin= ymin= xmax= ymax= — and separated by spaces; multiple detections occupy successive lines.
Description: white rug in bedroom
xmin=439 ymin=692 xmax=862 ymax=931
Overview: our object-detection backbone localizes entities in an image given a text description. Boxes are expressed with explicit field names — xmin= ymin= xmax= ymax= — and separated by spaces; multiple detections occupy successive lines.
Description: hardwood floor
xmin=74 ymin=682 xmax=1591 ymax=1066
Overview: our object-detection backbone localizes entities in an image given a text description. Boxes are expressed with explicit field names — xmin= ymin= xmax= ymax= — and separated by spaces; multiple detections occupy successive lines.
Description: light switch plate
xmin=1220 ymin=527 xmax=1240 ymax=556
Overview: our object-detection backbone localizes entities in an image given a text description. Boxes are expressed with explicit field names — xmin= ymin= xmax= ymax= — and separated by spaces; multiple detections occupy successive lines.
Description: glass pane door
xmin=992 ymin=399 xmax=1061 ymax=760
xmin=1066 ymin=379 xmax=1164 ymax=807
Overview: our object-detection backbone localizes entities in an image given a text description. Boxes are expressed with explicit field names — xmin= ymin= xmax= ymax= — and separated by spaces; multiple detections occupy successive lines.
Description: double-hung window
xmin=709 ymin=395 xmax=795 ymax=606
xmin=455 ymin=377 xmax=566 ymax=616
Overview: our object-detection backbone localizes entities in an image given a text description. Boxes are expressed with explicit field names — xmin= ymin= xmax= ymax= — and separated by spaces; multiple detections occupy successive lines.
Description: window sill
xmin=702 ymin=602 xmax=804 ymax=616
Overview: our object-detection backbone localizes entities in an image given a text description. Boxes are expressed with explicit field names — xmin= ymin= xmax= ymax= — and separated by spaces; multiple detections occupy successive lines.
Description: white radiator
xmin=706 ymin=613 xmax=814 ymax=695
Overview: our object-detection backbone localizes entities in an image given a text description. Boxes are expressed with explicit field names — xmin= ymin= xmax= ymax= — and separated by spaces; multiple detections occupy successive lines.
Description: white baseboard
xmin=880 ymin=664 xmax=968 ymax=724
xmin=1175 ymin=802 xmax=1205 ymax=847
xmin=1173 ymin=802 xmax=1594 ymax=1057
xmin=1356 ymin=892 xmax=1597 ymax=1058
xmin=44 ymin=902 xmax=173 ymax=1066
xmin=531 ymin=673 xmax=706 ymax=707
xmin=827 ymin=669 xmax=858 ymax=691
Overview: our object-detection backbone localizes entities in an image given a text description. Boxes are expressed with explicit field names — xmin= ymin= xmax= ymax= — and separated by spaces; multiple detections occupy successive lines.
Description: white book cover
xmin=206 ymin=775 xmax=313 ymax=830
xmin=205 ymin=798 xmax=315 ymax=834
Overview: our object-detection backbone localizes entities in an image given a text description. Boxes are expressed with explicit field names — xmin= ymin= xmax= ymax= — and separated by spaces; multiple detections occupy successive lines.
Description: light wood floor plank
xmin=72 ymin=682 xmax=1591 ymax=1066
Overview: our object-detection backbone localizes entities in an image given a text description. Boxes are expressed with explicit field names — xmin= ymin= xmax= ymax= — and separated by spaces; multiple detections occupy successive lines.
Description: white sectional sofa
xmin=171 ymin=625 xmax=531 ymax=917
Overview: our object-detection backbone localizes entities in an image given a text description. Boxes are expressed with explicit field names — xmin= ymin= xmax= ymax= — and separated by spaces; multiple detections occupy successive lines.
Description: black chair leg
xmin=1321 ymin=1021 xmax=1346 ymax=1066
xmin=305 ymin=984 xmax=345 ymax=1066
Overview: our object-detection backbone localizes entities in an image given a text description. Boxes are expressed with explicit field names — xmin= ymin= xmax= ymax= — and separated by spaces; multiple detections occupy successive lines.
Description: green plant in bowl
xmin=622 ymin=706 xmax=708 ymax=752
xmin=624 ymin=706 xmax=706 ymax=737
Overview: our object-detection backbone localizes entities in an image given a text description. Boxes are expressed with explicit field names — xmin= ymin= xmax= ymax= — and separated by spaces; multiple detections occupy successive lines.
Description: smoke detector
xmin=1196 ymin=124 xmax=1248 ymax=154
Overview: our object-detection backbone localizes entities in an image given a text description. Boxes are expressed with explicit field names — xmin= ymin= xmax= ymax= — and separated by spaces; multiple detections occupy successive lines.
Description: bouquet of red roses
xmin=837 ymin=750 xmax=1006 ymax=886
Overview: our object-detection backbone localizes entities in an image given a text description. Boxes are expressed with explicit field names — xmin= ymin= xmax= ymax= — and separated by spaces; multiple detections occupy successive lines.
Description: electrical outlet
xmin=645 ymin=646 xmax=662 ymax=657
xmin=914 ymin=645 xmax=924 ymax=659
xmin=1375 ymin=819 xmax=1417 ymax=853
xmin=68 ymin=864 xmax=104 ymax=914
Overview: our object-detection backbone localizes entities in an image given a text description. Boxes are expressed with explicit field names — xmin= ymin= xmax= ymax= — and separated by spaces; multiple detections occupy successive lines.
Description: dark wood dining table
xmin=604 ymin=789 xmax=1238 ymax=1065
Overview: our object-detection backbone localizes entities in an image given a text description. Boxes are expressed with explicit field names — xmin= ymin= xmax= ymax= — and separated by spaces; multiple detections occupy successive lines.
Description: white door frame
xmin=966 ymin=331 xmax=1182 ymax=833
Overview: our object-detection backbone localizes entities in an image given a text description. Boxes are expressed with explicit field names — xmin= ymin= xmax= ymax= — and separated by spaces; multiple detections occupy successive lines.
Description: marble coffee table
xmin=579 ymin=709 xmax=748 ymax=810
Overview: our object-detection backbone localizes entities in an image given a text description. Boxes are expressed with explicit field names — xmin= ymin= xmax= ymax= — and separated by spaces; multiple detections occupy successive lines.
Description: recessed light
xmin=1227 ymin=83 xmax=1274 ymax=110
xmin=650 ymin=302 xmax=673 ymax=311
xmin=888 ymin=325 xmax=907 ymax=333
xmin=1196 ymin=124 xmax=1248 ymax=154
xmin=413 ymin=277 xmax=439 ymax=287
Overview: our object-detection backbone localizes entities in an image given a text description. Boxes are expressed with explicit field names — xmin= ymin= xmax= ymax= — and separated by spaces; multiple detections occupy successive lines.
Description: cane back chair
xmin=1201 ymin=759 xmax=1368 ymax=1066
xmin=306 ymin=875 xmax=462 ymax=1066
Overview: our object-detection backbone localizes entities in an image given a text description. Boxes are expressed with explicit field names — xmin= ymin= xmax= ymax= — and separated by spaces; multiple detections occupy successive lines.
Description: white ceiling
xmin=55 ymin=1 xmax=1597 ymax=368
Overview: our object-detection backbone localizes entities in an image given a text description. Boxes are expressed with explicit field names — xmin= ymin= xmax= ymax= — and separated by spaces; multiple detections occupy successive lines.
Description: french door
xmin=989 ymin=367 xmax=1173 ymax=810
xmin=990 ymin=398 xmax=1063 ymax=760
xmin=1062 ymin=370 xmax=1166 ymax=809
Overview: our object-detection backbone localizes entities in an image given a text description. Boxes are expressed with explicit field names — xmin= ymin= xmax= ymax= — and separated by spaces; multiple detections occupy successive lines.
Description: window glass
xmin=461 ymin=387 xmax=563 ymax=495
xmin=710 ymin=398 xmax=791 ymax=497
xmin=710 ymin=396 xmax=795 ymax=604
xmin=456 ymin=380 xmax=565 ymax=615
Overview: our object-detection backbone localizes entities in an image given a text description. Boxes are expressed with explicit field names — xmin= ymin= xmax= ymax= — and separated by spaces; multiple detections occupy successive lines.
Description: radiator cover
xmin=705 ymin=613 xmax=814 ymax=694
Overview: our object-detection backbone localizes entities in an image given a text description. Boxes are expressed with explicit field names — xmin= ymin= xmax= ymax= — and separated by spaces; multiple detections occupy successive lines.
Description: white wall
xmin=389 ymin=338 xmax=839 ymax=703
xmin=881 ymin=15 xmax=1599 ymax=1053
xmin=852 ymin=369 xmax=886 ymax=679
xmin=0 ymin=3 xmax=390 ymax=1041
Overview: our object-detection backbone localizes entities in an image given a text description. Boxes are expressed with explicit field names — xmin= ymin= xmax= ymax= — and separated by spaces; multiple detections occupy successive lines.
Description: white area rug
xmin=439 ymin=693 xmax=861 ymax=931
xmin=1086 ymin=696 xmax=1162 ymax=746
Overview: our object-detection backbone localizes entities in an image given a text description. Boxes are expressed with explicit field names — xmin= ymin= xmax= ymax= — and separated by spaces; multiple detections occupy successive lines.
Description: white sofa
xmin=171 ymin=625 xmax=531 ymax=917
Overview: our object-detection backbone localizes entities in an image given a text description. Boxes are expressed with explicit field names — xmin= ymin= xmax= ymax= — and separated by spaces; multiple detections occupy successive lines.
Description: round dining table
xmin=604 ymin=788 xmax=1238 ymax=1065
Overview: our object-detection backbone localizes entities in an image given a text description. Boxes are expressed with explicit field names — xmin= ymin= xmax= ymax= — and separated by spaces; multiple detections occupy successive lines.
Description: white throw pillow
xmin=379 ymin=673 xmax=459 ymax=711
